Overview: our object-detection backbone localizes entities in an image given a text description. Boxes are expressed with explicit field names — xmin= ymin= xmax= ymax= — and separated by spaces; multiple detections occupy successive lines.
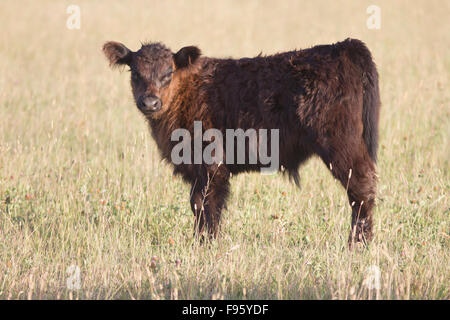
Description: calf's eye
xmin=159 ymin=67 xmax=173 ymax=87
xmin=160 ymin=73 xmax=172 ymax=87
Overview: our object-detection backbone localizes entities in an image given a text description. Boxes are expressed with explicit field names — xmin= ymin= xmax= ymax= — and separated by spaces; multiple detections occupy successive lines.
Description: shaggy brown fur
xmin=103 ymin=38 xmax=380 ymax=247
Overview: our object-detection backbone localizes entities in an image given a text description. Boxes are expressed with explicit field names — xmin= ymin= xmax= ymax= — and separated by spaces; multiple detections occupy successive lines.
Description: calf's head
xmin=103 ymin=41 xmax=201 ymax=115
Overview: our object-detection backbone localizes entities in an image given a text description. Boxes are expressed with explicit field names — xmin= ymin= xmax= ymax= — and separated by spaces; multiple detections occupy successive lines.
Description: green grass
xmin=0 ymin=0 xmax=448 ymax=299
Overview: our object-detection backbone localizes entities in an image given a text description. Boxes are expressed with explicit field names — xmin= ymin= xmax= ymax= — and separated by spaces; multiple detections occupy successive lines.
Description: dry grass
xmin=0 ymin=0 xmax=448 ymax=299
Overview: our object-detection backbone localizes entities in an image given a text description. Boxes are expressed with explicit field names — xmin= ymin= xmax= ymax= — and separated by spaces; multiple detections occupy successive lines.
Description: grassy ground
xmin=0 ymin=0 xmax=448 ymax=299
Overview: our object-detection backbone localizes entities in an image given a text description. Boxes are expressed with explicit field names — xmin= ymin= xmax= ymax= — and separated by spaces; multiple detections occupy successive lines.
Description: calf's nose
xmin=140 ymin=96 xmax=162 ymax=111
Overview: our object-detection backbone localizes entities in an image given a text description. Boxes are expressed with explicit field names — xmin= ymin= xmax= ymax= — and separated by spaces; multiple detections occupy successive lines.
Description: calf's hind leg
xmin=345 ymin=156 xmax=377 ymax=247
xmin=322 ymin=145 xmax=377 ymax=247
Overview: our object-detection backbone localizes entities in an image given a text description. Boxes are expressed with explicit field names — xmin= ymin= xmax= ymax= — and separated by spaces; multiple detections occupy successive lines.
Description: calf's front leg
xmin=189 ymin=165 xmax=230 ymax=240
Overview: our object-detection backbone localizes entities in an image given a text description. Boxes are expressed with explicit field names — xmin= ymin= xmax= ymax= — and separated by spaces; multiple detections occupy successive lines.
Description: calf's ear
xmin=103 ymin=41 xmax=132 ymax=66
xmin=173 ymin=46 xmax=201 ymax=69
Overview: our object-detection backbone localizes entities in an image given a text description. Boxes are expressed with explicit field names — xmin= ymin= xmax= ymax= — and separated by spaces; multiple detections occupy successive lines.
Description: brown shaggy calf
xmin=103 ymin=38 xmax=380 ymax=247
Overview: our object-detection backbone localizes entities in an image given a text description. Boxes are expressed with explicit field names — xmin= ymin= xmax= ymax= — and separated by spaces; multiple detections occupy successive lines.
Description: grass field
xmin=0 ymin=0 xmax=448 ymax=299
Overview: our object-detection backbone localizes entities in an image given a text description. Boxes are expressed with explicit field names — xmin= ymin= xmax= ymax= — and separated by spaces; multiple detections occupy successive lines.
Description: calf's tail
xmin=342 ymin=38 xmax=381 ymax=163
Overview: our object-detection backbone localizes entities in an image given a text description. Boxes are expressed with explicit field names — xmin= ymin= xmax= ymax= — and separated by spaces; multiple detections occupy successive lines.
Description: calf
xmin=103 ymin=38 xmax=380 ymax=247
